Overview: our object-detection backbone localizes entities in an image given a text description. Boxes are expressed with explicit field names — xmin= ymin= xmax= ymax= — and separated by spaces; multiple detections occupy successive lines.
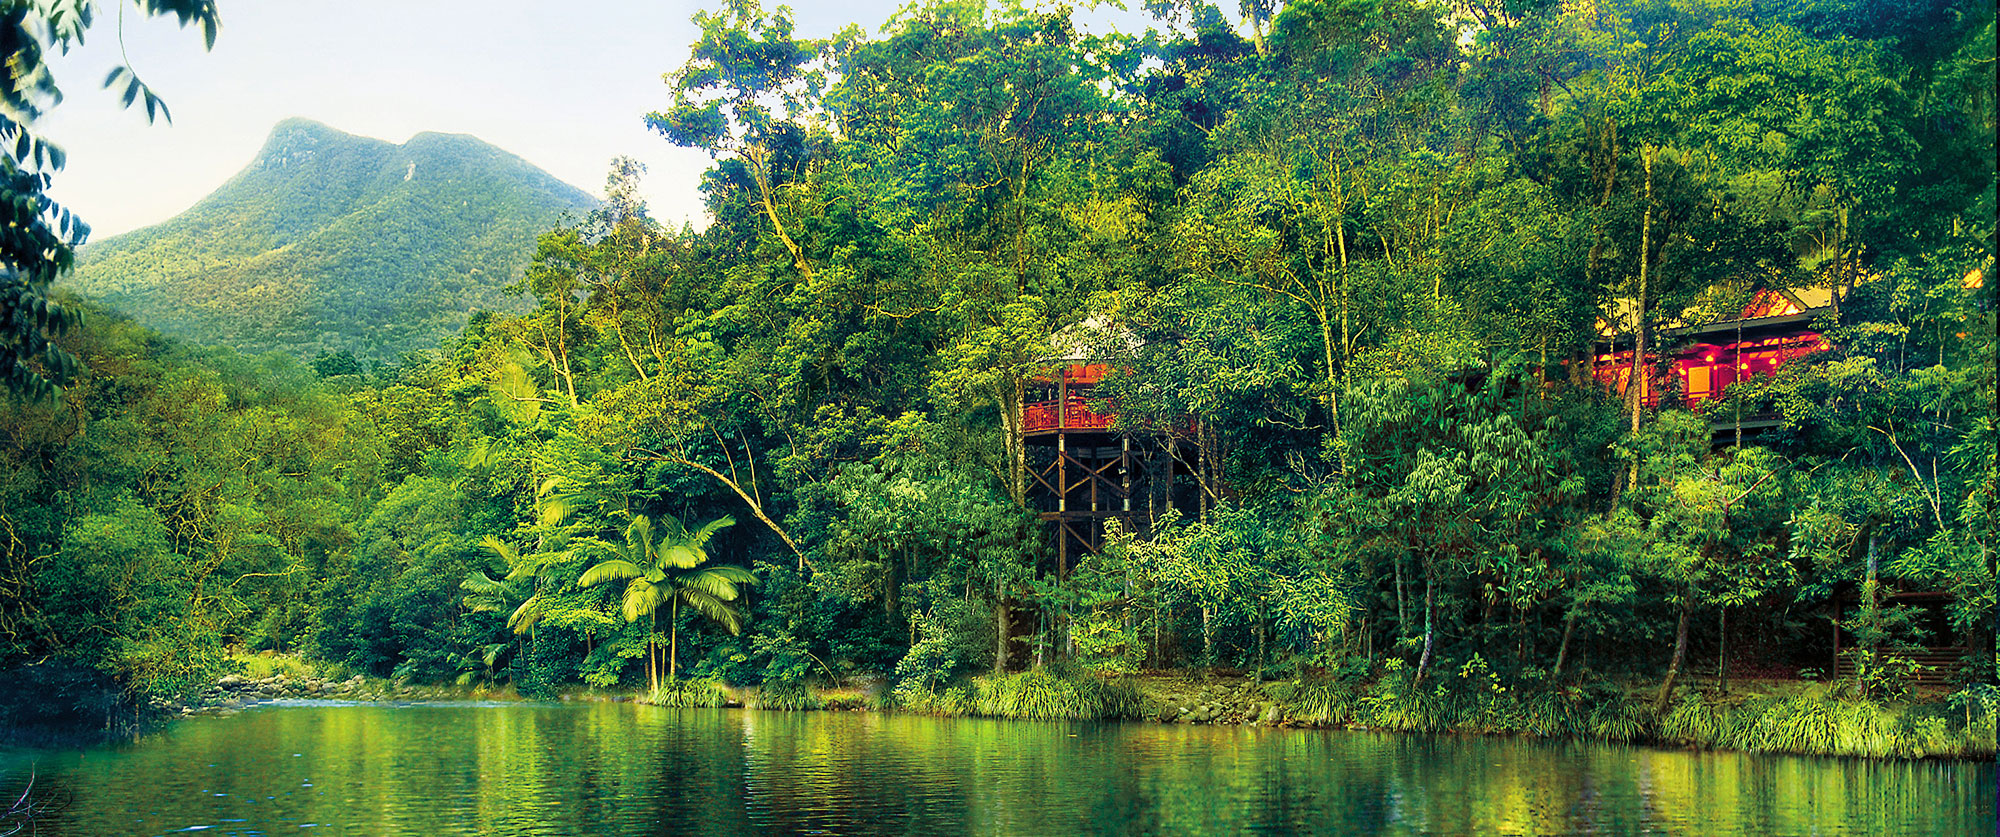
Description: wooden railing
xmin=1023 ymin=398 xmax=1117 ymax=433
xmin=1832 ymin=647 xmax=1970 ymax=689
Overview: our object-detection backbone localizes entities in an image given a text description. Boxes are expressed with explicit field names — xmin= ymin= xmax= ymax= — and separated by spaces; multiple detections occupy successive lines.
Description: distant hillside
xmin=68 ymin=118 xmax=596 ymax=361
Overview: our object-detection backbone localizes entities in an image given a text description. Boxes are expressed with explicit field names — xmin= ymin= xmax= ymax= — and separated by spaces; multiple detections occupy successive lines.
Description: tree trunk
xmin=743 ymin=146 xmax=813 ymax=281
xmin=1319 ymin=312 xmax=1340 ymax=433
xmin=1246 ymin=3 xmax=1269 ymax=55
xmin=995 ymin=583 xmax=1009 ymax=675
xmin=1394 ymin=553 xmax=1408 ymax=642
xmin=1626 ymin=145 xmax=1657 ymax=491
xmin=1152 ymin=604 xmax=1162 ymax=669
xmin=1553 ymin=605 xmax=1578 ymax=679
xmin=1414 ymin=572 xmax=1436 ymax=684
xmin=1201 ymin=605 xmax=1214 ymax=670
xmin=1257 ymin=600 xmax=1268 ymax=676
xmin=1656 ymin=600 xmax=1690 ymax=710
xmin=1716 ymin=607 xmax=1729 ymax=693
xmin=669 ymin=596 xmax=680 ymax=681
xmin=1003 ymin=377 xmax=1027 ymax=507
xmin=1034 ymin=607 xmax=1047 ymax=670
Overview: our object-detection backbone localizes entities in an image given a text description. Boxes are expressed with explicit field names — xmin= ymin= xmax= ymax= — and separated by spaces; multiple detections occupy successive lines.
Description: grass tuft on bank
xmin=896 ymin=666 xmax=1140 ymax=721
xmin=1255 ymin=669 xmax=1998 ymax=760
xmin=643 ymin=678 xmax=728 ymax=708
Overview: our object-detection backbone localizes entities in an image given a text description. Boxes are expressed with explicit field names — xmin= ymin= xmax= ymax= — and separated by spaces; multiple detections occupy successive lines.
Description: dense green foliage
xmin=1 ymin=0 xmax=1992 ymax=754
xmin=1 ymin=0 xmax=220 ymax=399
xmin=68 ymin=119 xmax=596 ymax=362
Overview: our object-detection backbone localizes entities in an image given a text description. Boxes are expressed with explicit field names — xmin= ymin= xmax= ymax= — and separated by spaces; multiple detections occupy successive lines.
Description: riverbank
xmin=887 ymin=668 xmax=1998 ymax=761
xmin=1144 ymin=672 xmax=1994 ymax=761
xmin=158 ymin=655 xmax=1996 ymax=762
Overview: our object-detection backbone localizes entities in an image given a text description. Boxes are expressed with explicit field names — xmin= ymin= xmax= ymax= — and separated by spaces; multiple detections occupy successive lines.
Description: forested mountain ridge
xmin=67 ymin=118 xmax=596 ymax=361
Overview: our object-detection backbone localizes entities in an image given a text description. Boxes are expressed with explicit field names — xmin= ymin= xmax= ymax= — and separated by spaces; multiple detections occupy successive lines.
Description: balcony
xmin=1023 ymin=398 xmax=1118 ymax=434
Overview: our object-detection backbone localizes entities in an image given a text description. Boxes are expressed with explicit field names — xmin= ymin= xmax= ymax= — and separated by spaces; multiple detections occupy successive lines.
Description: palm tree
xmin=459 ymin=536 xmax=558 ymax=686
xmin=464 ymin=536 xmax=553 ymax=635
xmin=578 ymin=515 xmax=755 ymax=691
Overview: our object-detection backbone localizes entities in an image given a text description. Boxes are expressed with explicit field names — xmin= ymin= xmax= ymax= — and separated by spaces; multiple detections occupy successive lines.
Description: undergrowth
xmin=644 ymin=678 xmax=727 ymax=708
xmin=1268 ymin=668 xmax=1993 ymax=759
xmin=229 ymin=653 xmax=324 ymax=681
xmin=753 ymin=680 xmax=823 ymax=711
xmin=899 ymin=666 xmax=1139 ymax=721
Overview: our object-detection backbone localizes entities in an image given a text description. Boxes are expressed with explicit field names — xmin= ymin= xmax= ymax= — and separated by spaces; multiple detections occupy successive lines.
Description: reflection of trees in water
xmin=4 ymin=706 xmax=1991 ymax=834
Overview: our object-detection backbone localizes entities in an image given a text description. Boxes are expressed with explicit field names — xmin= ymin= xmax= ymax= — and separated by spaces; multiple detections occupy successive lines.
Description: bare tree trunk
xmin=1717 ymin=607 xmax=1729 ymax=693
xmin=1626 ymin=145 xmax=1657 ymax=491
xmin=1153 ymin=604 xmax=1162 ymax=669
xmin=1553 ymin=602 xmax=1579 ymax=678
xmin=1000 ymin=377 xmax=1027 ymax=507
xmin=1656 ymin=600 xmax=1690 ymax=711
xmin=1256 ymin=599 xmax=1268 ymax=676
xmin=1394 ymin=553 xmax=1408 ymax=641
xmin=1034 ymin=607 xmax=1047 ymax=670
xmin=1414 ymin=571 xmax=1436 ymax=684
xmin=1245 ymin=0 xmax=1270 ymax=55
xmin=744 ymin=146 xmax=814 ymax=281
xmin=995 ymin=582 xmax=1009 ymax=675
xmin=1201 ymin=606 xmax=1214 ymax=670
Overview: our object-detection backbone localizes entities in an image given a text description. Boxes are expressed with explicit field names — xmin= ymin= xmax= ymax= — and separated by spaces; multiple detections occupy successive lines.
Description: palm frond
xmin=703 ymin=565 xmax=758 ymax=585
xmin=658 ymin=514 xmax=691 ymax=541
xmin=481 ymin=535 xmax=520 ymax=565
xmin=507 ymin=593 xmax=546 ymax=634
xmin=460 ymin=571 xmax=524 ymax=613
xmin=678 ymin=587 xmax=745 ymax=634
xmin=622 ymin=579 xmax=665 ymax=623
xmin=682 ymin=567 xmax=752 ymax=602
xmin=539 ymin=496 xmax=573 ymax=528
xmin=477 ymin=642 xmax=509 ymax=668
xmin=663 ymin=543 xmax=705 ymax=569
xmin=578 ymin=559 xmax=646 ymax=588
xmin=632 ymin=513 xmax=662 ymax=554
xmin=463 ymin=439 xmax=498 ymax=470
xmin=688 ymin=515 xmax=736 ymax=548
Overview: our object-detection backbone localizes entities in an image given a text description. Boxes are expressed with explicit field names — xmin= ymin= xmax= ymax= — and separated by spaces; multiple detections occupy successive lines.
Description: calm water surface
xmin=0 ymin=701 xmax=1989 ymax=835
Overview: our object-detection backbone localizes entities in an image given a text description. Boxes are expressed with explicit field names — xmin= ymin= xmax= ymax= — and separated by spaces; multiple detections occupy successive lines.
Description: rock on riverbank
xmin=158 ymin=673 xmax=472 ymax=716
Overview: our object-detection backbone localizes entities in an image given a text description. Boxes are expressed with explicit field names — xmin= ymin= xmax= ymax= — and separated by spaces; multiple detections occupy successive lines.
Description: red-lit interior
xmin=1593 ymin=332 xmax=1827 ymax=407
xmin=1023 ymin=364 xmax=1117 ymax=433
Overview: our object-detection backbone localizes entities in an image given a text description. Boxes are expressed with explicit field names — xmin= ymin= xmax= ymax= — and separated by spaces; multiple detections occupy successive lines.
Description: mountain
xmin=67 ymin=118 xmax=596 ymax=361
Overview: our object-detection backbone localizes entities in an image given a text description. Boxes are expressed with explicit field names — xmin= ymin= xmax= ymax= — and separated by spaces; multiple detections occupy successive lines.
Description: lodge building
xmin=1021 ymin=362 xmax=1199 ymax=579
xmin=1590 ymin=287 xmax=1833 ymax=439
xmin=1017 ymin=289 xmax=1978 ymax=685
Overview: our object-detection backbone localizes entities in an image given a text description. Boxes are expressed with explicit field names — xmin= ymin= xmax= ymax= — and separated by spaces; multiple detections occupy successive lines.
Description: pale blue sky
xmin=40 ymin=1 xmax=1161 ymax=240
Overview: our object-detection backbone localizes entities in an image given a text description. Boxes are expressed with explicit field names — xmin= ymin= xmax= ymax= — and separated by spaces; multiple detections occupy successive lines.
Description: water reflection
xmin=0 ymin=702 xmax=1989 ymax=835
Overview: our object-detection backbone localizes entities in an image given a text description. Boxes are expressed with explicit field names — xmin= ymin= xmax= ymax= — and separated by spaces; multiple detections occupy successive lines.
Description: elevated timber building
xmin=1021 ymin=362 xmax=1200 ymax=578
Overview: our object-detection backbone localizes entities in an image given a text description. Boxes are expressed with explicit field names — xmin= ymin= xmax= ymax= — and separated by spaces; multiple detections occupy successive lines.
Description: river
xmin=0 ymin=701 xmax=1989 ymax=835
